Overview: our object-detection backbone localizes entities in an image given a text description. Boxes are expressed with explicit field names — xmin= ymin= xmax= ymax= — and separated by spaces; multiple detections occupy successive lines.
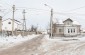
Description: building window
xmin=8 ymin=22 xmax=11 ymax=24
xmin=59 ymin=29 xmax=62 ymax=32
xmin=74 ymin=29 xmax=75 ymax=33
xmin=71 ymin=29 xmax=72 ymax=33
xmin=68 ymin=29 xmax=70 ymax=33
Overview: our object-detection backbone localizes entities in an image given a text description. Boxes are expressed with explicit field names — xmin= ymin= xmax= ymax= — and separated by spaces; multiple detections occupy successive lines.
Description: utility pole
xmin=22 ymin=9 xmax=26 ymax=36
xmin=50 ymin=9 xmax=53 ymax=38
xmin=45 ymin=4 xmax=53 ymax=38
xmin=12 ymin=5 xmax=15 ymax=36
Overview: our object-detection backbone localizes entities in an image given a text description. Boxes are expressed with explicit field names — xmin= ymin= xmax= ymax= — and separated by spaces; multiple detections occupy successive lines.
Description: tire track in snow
xmin=0 ymin=34 xmax=44 ymax=55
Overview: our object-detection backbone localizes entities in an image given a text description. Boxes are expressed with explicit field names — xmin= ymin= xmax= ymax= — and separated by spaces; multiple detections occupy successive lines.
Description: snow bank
xmin=0 ymin=34 xmax=39 ymax=50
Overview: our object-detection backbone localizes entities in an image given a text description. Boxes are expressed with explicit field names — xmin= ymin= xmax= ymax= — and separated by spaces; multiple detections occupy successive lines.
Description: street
xmin=0 ymin=35 xmax=44 ymax=55
xmin=1 ymin=35 xmax=85 ymax=55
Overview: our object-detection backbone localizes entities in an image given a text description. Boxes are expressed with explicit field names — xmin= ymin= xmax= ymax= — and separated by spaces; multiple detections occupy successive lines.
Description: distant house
xmin=2 ymin=18 xmax=22 ymax=31
xmin=52 ymin=18 xmax=81 ymax=37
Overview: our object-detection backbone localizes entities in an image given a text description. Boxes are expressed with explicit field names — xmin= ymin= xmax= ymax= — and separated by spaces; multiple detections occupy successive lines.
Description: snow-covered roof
xmin=2 ymin=18 xmax=22 ymax=25
xmin=58 ymin=20 xmax=63 ymax=24
xmin=73 ymin=21 xmax=80 ymax=25
xmin=53 ymin=18 xmax=57 ymax=23
xmin=63 ymin=18 xmax=73 ymax=23
xmin=57 ymin=19 xmax=80 ymax=25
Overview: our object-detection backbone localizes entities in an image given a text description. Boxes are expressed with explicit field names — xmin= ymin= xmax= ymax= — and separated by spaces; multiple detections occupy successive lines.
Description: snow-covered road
xmin=0 ymin=34 xmax=39 ymax=50
xmin=36 ymin=35 xmax=85 ymax=55
xmin=0 ymin=35 xmax=85 ymax=55
xmin=0 ymin=34 xmax=44 ymax=55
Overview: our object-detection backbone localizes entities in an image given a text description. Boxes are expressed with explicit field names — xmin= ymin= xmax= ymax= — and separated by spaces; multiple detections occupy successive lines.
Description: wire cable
xmin=63 ymin=6 xmax=85 ymax=12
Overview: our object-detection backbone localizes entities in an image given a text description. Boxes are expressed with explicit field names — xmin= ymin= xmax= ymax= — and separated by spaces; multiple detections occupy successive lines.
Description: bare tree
xmin=30 ymin=25 xmax=38 ymax=34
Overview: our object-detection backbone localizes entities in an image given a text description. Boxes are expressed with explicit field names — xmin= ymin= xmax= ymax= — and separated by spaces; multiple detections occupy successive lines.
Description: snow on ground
xmin=1 ymin=34 xmax=85 ymax=55
xmin=36 ymin=35 xmax=85 ymax=55
xmin=0 ymin=34 xmax=39 ymax=50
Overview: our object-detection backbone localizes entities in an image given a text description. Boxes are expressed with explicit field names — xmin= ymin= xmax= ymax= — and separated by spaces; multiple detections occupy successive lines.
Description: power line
xmin=16 ymin=6 xmax=85 ymax=16
xmin=0 ymin=1 xmax=11 ymax=8
xmin=2 ymin=9 xmax=12 ymax=18
xmin=54 ymin=12 xmax=85 ymax=16
xmin=63 ymin=6 xmax=85 ymax=12
xmin=16 ymin=7 xmax=49 ymax=12
xmin=1 ymin=4 xmax=85 ymax=19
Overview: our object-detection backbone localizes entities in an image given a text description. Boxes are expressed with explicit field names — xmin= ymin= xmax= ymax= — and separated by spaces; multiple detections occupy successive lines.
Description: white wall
xmin=2 ymin=19 xmax=18 ymax=31
xmin=64 ymin=26 xmax=77 ymax=36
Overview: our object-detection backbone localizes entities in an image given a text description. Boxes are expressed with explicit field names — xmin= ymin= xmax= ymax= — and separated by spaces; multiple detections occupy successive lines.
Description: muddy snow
xmin=0 ymin=34 xmax=39 ymax=50
xmin=0 ymin=34 xmax=85 ymax=55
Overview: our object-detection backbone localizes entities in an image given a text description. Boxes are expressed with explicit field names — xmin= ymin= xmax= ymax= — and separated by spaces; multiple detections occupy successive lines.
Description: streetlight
xmin=44 ymin=4 xmax=53 ymax=38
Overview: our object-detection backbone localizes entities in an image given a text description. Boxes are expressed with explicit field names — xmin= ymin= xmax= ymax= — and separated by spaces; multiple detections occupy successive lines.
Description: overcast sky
xmin=0 ymin=0 xmax=85 ymax=30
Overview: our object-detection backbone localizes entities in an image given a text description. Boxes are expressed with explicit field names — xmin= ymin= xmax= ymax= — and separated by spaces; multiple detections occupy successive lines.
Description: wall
xmin=53 ymin=25 xmax=64 ymax=37
xmin=64 ymin=26 xmax=78 ymax=36
xmin=64 ymin=21 xmax=72 ymax=25
xmin=2 ymin=19 xmax=17 ymax=31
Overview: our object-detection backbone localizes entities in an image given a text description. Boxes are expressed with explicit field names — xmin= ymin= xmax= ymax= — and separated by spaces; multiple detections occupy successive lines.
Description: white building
xmin=2 ymin=18 xmax=22 ymax=31
xmin=52 ymin=18 xmax=81 ymax=37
